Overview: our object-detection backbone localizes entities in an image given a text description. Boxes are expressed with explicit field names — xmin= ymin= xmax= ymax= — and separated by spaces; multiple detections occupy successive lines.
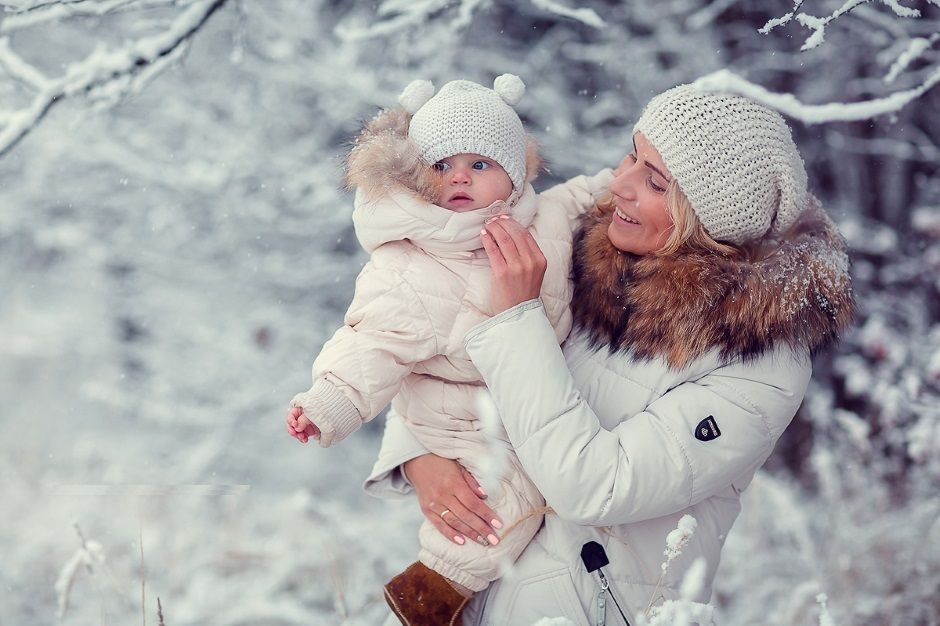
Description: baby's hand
xmin=286 ymin=406 xmax=321 ymax=444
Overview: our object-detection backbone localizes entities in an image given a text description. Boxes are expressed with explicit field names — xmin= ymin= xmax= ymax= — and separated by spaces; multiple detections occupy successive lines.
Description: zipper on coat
xmin=581 ymin=541 xmax=632 ymax=626
xmin=595 ymin=568 xmax=607 ymax=626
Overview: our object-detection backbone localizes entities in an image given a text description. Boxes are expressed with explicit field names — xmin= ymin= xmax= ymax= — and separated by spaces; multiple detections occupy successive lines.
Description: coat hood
xmin=345 ymin=108 xmax=543 ymax=256
xmin=571 ymin=197 xmax=855 ymax=369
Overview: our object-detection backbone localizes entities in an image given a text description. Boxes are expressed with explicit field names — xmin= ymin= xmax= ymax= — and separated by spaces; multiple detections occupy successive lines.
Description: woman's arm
xmin=465 ymin=300 xmax=811 ymax=525
xmin=363 ymin=408 xmax=433 ymax=497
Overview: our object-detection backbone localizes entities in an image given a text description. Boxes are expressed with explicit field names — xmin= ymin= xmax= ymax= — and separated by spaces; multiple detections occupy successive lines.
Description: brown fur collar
xmin=571 ymin=199 xmax=855 ymax=369
xmin=345 ymin=108 xmax=543 ymax=202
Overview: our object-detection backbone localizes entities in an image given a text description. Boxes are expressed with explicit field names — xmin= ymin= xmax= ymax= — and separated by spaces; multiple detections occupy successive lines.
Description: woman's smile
xmin=613 ymin=205 xmax=640 ymax=225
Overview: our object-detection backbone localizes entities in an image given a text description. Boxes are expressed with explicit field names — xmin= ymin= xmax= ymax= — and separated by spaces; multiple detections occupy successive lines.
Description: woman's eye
xmin=648 ymin=177 xmax=666 ymax=193
xmin=472 ymin=160 xmax=489 ymax=170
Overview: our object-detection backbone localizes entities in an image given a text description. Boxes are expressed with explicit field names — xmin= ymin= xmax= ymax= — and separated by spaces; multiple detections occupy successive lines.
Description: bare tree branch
xmin=0 ymin=0 xmax=229 ymax=157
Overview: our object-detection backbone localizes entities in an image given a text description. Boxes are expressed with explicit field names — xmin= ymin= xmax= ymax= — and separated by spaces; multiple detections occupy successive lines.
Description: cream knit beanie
xmin=634 ymin=84 xmax=808 ymax=245
xmin=399 ymin=74 xmax=527 ymax=192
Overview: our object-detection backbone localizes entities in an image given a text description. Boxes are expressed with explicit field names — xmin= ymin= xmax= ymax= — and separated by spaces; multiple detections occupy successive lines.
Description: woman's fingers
xmin=480 ymin=228 xmax=506 ymax=272
xmin=485 ymin=218 xmax=544 ymax=274
xmin=460 ymin=465 xmax=487 ymax=499
xmin=501 ymin=218 xmax=545 ymax=269
xmin=425 ymin=511 xmax=467 ymax=546
xmin=484 ymin=220 xmax=521 ymax=265
xmin=428 ymin=499 xmax=498 ymax=547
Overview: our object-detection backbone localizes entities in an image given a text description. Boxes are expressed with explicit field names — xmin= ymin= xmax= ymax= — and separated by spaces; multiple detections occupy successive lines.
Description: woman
xmin=365 ymin=84 xmax=854 ymax=625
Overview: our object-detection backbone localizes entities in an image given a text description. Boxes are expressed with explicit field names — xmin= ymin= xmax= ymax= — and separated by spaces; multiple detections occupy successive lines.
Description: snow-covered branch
xmin=885 ymin=33 xmax=940 ymax=83
xmin=761 ymin=0 xmax=923 ymax=50
xmin=0 ymin=0 xmax=229 ymax=157
xmin=693 ymin=67 xmax=940 ymax=123
xmin=334 ymin=0 xmax=456 ymax=41
xmin=0 ymin=0 xmax=180 ymax=33
xmin=529 ymin=0 xmax=604 ymax=28
xmin=334 ymin=0 xmax=603 ymax=42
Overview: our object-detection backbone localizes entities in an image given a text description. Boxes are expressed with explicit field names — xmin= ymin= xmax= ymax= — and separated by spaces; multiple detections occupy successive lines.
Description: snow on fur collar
xmin=571 ymin=197 xmax=855 ymax=369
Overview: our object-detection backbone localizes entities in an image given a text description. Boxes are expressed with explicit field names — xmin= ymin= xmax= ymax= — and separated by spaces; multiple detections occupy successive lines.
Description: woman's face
xmin=606 ymin=133 xmax=674 ymax=255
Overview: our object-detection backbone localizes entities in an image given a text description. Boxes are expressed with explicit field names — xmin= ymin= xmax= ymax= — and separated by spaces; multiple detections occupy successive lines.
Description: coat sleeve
xmin=464 ymin=300 xmax=811 ymax=526
xmin=361 ymin=408 xmax=430 ymax=498
xmin=291 ymin=262 xmax=438 ymax=448
xmin=537 ymin=168 xmax=614 ymax=231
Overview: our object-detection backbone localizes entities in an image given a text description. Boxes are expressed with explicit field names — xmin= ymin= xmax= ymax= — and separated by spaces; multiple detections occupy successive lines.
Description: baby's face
xmin=433 ymin=153 xmax=513 ymax=212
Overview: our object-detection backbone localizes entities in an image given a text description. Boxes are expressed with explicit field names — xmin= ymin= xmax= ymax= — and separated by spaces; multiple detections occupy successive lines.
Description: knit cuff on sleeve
xmin=290 ymin=378 xmax=363 ymax=448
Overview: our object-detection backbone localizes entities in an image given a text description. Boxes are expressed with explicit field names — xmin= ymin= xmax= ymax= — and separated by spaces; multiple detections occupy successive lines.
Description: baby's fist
xmin=286 ymin=406 xmax=321 ymax=444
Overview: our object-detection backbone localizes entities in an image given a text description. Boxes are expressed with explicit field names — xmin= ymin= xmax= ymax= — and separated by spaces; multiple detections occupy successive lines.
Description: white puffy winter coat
xmin=366 ymin=201 xmax=854 ymax=624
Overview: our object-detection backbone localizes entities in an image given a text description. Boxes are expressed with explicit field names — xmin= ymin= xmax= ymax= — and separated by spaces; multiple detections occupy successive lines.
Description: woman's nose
xmin=609 ymin=170 xmax=636 ymax=198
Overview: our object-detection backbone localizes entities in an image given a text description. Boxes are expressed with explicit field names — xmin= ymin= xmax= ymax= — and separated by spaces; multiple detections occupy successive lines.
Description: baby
xmin=285 ymin=75 xmax=611 ymax=625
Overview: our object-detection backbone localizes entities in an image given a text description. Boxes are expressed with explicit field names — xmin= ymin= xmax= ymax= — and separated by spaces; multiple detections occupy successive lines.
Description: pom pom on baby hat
xmin=405 ymin=75 xmax=527 ymax=192
xmin=399 ymin=80 xmax=435 ymax=114
xmin=493 ymin=73 xmax=525 ymax=105
xmin=634 ymin=84 xmax=808 ymax=245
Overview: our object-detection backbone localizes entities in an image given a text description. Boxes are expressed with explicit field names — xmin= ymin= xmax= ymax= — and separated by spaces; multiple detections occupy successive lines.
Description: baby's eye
xmin=472 ymin=160 xmax=490 ymax=170
xmin=433 ymin=161 xmax=450 ymax=172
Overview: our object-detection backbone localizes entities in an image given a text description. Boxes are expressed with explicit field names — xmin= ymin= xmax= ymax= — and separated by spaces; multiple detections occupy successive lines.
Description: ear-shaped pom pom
xmin=493 ymin=73 xmax=525 ymax=106
xmin=398 ymin=80 xmax=435 ymax=114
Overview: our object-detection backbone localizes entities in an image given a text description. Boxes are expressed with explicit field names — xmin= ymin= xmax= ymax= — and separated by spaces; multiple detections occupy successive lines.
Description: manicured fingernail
xmin=478 ymin=485 xmax=487 ymax=497
xmin=480 ymin=229 xmax=488 ymax=236
xmin=454 ymin=535 xmax=466 ymax=545
xmin=491 ymin=519 xmax=503 ymax=529
xmin=498 ymin=214 xmax=510 ymax=220
xmin=487 ymin=534 xmax=500 ymax=545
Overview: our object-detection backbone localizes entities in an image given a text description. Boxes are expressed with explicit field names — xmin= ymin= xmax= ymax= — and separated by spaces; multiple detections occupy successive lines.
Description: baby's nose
xmin=450 ymin=168 xmax=471 ymax=183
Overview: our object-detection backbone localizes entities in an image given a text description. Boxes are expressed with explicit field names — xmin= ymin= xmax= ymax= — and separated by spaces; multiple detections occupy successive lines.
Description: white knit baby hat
xmin=633 ymin=84 xmax=808 ymax=245
xmin=399 ymin=74 xmax=528 ymax=192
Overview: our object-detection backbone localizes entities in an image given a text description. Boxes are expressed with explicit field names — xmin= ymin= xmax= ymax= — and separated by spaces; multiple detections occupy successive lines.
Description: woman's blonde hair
xmin=656 ymin=179 xmax=738 ymax=257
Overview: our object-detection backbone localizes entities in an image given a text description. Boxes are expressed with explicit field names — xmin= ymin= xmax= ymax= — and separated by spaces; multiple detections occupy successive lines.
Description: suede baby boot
xmin=384 ymin=561 xmax=471 ymax=626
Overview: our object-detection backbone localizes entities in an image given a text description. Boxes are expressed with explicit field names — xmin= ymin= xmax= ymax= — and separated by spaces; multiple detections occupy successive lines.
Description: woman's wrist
xmin=465 ymin=299 xmax=544 ymax=347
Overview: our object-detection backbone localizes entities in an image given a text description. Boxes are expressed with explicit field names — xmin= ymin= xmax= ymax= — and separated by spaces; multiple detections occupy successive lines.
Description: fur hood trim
xmin=345 ymin=108 xmax=542 ymax=203
xmin=571 ymin=197 xmax=855 ymax=369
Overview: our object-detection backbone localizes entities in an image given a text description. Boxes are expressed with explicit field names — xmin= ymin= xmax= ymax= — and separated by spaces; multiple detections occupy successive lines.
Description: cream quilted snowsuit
xmin=289 ymin=117 xmax=612 ymax=589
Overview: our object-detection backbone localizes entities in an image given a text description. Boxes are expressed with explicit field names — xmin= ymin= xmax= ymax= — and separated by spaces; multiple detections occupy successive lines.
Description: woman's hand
xmin=481 ymin=216 xmax=547 ymax=313
xmin=404 ymin=454 xmax=503 ymax=547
